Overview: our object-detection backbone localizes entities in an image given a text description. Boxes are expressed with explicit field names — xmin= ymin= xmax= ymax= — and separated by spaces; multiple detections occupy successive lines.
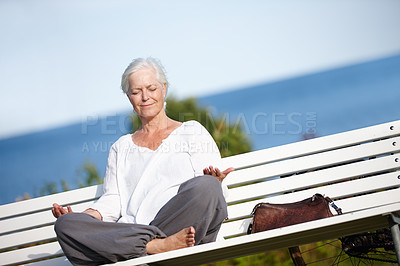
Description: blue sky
xmin=0 ymin=0 xmax=399 ymax=139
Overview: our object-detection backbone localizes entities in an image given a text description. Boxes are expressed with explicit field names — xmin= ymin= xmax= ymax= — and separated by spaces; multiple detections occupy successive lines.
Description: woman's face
xmin=127 ymin=68 xmax=166 ymax=119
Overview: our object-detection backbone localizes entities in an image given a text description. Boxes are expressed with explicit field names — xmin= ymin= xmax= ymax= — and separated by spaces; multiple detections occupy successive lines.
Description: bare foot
xmin=146 ymin=226 xmax=195 ymax=254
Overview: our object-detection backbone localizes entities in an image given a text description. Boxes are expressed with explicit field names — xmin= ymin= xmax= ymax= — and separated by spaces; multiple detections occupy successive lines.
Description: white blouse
xmin=90 ymin=120 xmax=228 ymax=225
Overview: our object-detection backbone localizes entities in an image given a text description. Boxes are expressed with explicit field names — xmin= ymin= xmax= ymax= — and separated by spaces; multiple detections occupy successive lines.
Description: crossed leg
xmin=54 ymin=175 xmax=227 ymax=265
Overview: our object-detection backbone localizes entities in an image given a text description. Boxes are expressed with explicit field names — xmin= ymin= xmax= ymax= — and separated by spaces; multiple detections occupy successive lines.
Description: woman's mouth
xmin=141 ymin=103 xmax=154 ymax=107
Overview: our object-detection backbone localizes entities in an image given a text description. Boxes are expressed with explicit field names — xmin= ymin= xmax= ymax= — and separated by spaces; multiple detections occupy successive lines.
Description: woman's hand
xmin=52 ymin=203 xmax=103 ymax=220
xmin=52 ymin=203 xmax=73 ymax=219
xmin=83 ymin=208 xmax=103 ymax=220
xmin=203 ymin=166 xmax=235 ymax=183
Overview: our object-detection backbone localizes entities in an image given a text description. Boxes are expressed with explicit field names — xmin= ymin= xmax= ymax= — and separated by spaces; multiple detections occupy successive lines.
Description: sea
xmin=1 ymin=54 xmax=399 ymax=205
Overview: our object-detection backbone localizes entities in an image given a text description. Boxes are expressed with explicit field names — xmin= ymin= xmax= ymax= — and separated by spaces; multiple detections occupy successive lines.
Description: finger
xmin=54 ymin=204 xmax=68 ymax=216
xmin=209 ymin=166 xmax=215 ymax=175
xmin=215 ymin=168 xmax=222 ymax=177
xmin=205 ymin=167 xmax=218 ymax=177
xmin=52 ymin=208 xmax=57 ymax=218
xmin=58 ymin=206 xmax=66 ymax=216
xmin=53 ymin=203 xmax=65 ymax=216
xmin=203 ymin=168 xmax=210 ymax=175
xmin=53 ymin=207 xmax=62 ymax=217
xmin=222 ymin=167 xmax=235 ymax=176
xmin=60 ymin=207 xmax=68 ymax=215
xmin=215 ymin=169 xmax=225 ymax=182
xmin=67 ymin=206 xmax=73 ymax=213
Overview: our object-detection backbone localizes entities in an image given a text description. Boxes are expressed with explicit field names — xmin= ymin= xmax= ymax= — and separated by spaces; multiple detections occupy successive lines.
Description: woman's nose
xmin=141 ymin=90 xmax=149 ymax=101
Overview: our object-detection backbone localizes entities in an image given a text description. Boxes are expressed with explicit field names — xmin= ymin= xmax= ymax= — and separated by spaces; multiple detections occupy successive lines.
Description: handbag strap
xmin=251 ymin=202 xmax=264 ymax=215
xmin=324 ymin=196 xmax=343 ymax=215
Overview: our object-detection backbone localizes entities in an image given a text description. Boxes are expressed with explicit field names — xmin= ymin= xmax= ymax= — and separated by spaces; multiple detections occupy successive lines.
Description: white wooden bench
xmin=1 ymin=120 xmax=400 ymax=265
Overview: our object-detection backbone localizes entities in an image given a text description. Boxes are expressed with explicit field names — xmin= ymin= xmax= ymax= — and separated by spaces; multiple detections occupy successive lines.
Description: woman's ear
xmin=126 ymin=91 xmax=134 ymax=105
xmin=127 ymin=93 xmax=138 ymax=114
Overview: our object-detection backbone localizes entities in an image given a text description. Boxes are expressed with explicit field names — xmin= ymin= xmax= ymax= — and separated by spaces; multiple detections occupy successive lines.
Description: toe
xmin=189 ymin=226 xmax=195 ymax=234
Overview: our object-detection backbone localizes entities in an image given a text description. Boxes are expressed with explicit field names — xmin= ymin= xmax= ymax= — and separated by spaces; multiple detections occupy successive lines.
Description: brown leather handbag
xmin=247 ymin=193 xmax=342 ymax=234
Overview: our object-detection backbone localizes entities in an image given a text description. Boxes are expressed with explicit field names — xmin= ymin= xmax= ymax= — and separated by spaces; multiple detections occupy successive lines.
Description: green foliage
xmin=131 ymin=96 xmax=252 ymax=157
xmin=40 ymin=181 xmax=59 ymax=196
xmin=76 ymin=159 xmax=103 ymax=188
xmin=61 ymin=179 xmax=69 ymax=192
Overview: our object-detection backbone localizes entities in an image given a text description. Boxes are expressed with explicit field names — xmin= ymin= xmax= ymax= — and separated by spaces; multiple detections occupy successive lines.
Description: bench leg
xmin=389 ymin=212 xmax=400 ymax=264
xmin=288 ymin=246 xmax=306 ymax=266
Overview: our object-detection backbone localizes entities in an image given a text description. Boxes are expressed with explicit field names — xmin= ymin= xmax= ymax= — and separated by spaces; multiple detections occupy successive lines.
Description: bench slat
xmin=226 ymin=136 xmax=399 ymax=186
xmin=0 ymin=185 xmax=102 ymax=220
xmin=263 ymin=176 xmax=400 ymax=207
xmin=0 ymin=225 xmax=55 ymax=251
xmin=26 ymin=256 xmax=71 ymax=266
xmin=0 ymin=241 xmax=63 ymax=266
xmin=227 ymin=154 xmax=400 ymax=204
xmin=221 ymin=120 xmax=400 ymax=170
xmin=0 ymin=201 xmax=93 ymax=235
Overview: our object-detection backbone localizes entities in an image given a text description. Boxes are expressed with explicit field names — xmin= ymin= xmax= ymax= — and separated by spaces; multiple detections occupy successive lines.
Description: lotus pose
xmin=52 ymin=57 xmax=233 ymax=265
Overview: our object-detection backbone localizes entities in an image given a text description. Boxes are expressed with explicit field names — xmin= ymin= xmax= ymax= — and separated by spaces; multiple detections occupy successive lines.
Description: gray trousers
xmin=54 ymin=175 xmax=228 ymax=265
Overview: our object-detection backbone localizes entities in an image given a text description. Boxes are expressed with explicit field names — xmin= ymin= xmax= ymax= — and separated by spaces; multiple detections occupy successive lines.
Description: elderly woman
xmin=52 ymin=57 xmax=234 ymax=265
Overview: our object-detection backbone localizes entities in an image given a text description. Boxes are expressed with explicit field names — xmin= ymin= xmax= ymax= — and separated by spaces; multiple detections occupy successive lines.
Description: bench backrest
xmin=219 ymin=120 xmax=400 ymax=238
xmin=1 ymin=120 xmax=399 ymax=265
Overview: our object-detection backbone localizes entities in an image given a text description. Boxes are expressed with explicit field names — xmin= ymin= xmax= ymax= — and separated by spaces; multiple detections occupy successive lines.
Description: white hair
xmin=121 ymin=57 xmax=169 ymax=95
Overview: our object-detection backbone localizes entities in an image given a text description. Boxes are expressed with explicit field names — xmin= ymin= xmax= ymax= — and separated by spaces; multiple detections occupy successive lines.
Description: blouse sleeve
xmin=189 ymin=121 xmax=229 ymax=198
xmin=88 ymin=144 xmax=121 ymax=222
